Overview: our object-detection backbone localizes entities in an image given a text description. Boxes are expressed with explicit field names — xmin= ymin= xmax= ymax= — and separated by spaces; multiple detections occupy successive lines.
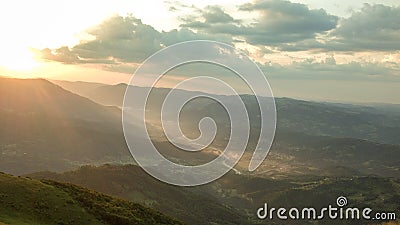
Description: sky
xmin=0 ymin=0 xmax=399 ymax=103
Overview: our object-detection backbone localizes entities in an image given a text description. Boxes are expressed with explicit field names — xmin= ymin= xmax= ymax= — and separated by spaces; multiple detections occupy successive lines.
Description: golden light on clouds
xmin=0 ymin=0 xmax=398 ymax=103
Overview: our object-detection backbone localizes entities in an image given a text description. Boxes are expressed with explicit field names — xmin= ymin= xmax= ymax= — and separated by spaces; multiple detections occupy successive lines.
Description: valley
xmin=0 ymin=77 xmax=399 ymax=224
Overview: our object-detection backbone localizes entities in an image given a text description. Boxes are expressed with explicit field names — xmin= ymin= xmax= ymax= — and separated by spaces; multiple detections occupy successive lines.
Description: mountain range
xmin=0 ymin=77 xmax=399 ymax=224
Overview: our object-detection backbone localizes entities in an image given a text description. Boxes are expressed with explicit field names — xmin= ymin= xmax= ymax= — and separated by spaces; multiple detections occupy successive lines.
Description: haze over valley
xmin=1 ymin=0 xmax=399 ymax=224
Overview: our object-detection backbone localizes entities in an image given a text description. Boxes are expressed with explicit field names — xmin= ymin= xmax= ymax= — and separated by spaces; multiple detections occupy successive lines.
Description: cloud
xmin=161 ymin=27 xmax=232 ymax=46
xmin=180 ymin=6 xmax=242 ymax=35
xmin=41 ymin=47 xmax=81 ymax=64
xmin=181 ymin=0 xmax=338 ymax=48
xmin=268 ymin=3 xmax=400 ymax=52
xmin=180 ymin=1 xmax=400 ymax=53
xmin=327 ymin=4 xmax=400 ymax=51
xmin=40 ymin=15 xmax=161 ymax=65
xmin=262 ymin=59 xmax=400 ymax=82
xmin=202 ymin=6 xmax=235 ymax=24
xmin=75 ymin=15 xmax=162 ymax=62
xmin=238 ymin=0 xmax=338 ymax=45
xmin=40 ymin=15 xmax=233 ymax=73
xmin=38 ymin=1 xmax=400 ymax=84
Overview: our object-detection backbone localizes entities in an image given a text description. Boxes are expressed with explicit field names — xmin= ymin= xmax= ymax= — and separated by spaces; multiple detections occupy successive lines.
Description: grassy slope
xmin=29 ymin=165 xmax=252 ymax=225
xmin=0 ymin=172 xmax=183 ymax=225
xmin=30 ymin=165 xmax=400 ymax=225
xmin=209 ymin=174 xmax=400 ymax=225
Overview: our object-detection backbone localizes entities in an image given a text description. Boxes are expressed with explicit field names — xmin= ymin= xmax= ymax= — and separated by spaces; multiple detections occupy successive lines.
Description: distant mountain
xmin=0 ymin=78 xmax=132 ymax=175
xmin=182 ymin=95 xmax=400 ymax=145
xmin=274 ymin=97 xmax=400 ymax=145
xmin=53 ymin=80 xmax=400 ymax=145
xmin=50 ymin=80 xmax=105 ymax=96
xmin=51 ymin=80 xmax=127 ymax=107
xmin=86 ymin=83 xmax=128 ymax=107
xmin=2 ymin=78 xmax=398 ymax=225
xmin=0 ymin=172 xmax=183 ymax=225
xmin=234 ymin=130 xmax=400 ymax=179
xmin=0 ymin=78 xmax=120 ymax=122
xmin=29 ymin=164 xmax=400 ymax=225
xmin=2 ymin=78 xmax=399 ymax=178
xmin=0 ymin=78 xmax=223 ymax=175
xmin=42 ymin=79 xmax=400 ymax=178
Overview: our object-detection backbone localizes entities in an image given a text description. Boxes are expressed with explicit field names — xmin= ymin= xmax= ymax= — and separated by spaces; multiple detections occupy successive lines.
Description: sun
xmin=0 ymin=46 xmax=39 ymax=72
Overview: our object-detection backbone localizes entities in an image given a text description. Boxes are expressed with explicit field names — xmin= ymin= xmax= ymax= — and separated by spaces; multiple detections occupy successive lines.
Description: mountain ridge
xmin=52 ymin=79 xmax=400 ymax=145
xmin=0 ymin=77 xmax=132 ymax=175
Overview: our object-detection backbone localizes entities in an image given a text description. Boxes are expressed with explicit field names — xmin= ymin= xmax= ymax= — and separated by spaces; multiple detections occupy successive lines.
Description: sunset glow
xmin=0 ymin=47 xmax=39 ymax=71
xmin=0 ymin=0 xmax=399 ymax=103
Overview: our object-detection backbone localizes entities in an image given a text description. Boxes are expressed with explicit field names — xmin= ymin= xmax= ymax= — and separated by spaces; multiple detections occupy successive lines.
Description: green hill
xmin=29 ymin=164 xmax=253 ymax=225
xmin=0 ymin=172 xmax=183 ymax=225
xmin=29 ymin=164 xmax=400 ymax=225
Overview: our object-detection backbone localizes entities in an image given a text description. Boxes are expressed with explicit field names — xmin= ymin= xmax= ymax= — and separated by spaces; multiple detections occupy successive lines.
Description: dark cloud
xmin=203 ymin=6 xmax=235 ymax=24
xmin=161 ymin=27 xmax=232 ymax=46
xmin=72 ymin=15 xmax=162 ymax=62
xmin=238 ymin=0 xmax=338 ymax=45
xmin=327 ymin=4 xmax=400 ymax=51
xmin=41 ymin=47 xmax=81 ymax=64
xmin=262 ymin=3 xmax=400 ymax=52
xmin=180 ymin=1 xmax=400 ymax=53
xmin=169 ymin=6 xmax=178 ymax=12
xmin=179 ymin=6 xmax=242 ymax=35
xmin=181 ymin=0 xmax=338 ymax=48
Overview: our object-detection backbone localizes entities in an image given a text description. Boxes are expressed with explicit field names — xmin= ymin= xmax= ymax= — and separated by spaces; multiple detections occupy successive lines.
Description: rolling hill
xmin=242 ymin=131 xmax=400 ymax=178
xmin=52 ymin=80 xmax=400 ymax=145
xmin=0 ymin=172 xmax=183 ymax=225
xmin=29 ymin=164 xmax=253 ymax=225
xmin=50 ymin=80 xmax=127 ymax=107
xmin=1 ymin=77 xmax=399 ymax=224
xmin=29 ymin=164 xmax=400 ymax=225
xmin=0 ymin=77 xmax=132 ymax=175
xmin=2 ymin=77 xmax=399 ymax=179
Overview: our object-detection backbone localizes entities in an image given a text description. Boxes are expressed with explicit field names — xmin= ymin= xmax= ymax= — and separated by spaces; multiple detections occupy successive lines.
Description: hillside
xmin=51 ymin=80 xmax=126 ymax=107
xmin=0 ymin=172 xmax=183 ymax=225
xmin=0 ymin=77 xmax=132 ymax=175
xmin=0 ymin=78 xmax=120 ymax=122
xmin=29 ymin=164 xmax=253 ymax=225
xmin=243 ymin=131 xmax=400 ymax=178
xmin=213 ymin=173 xmax=400 ymax=225
xmin=2 ymin=78 xmax=399 ymax=179
xmin=52 ymin=80 xmax=400 ymax=145
xmin=29 ymin=164 xmax=400 ymax=225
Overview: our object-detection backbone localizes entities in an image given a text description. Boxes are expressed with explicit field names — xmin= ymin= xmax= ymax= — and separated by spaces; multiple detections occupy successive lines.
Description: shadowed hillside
xmin=29 ymin=164 xmax=400 ymax=225
xmin=29 ymin=164 xmax=253 ymax=225
xmin=0 ymin=78 xmax=132 ymax=175
xmin=0 ymin=172 xmax=183 ymax=225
